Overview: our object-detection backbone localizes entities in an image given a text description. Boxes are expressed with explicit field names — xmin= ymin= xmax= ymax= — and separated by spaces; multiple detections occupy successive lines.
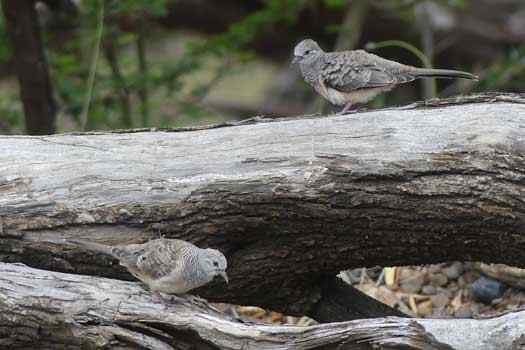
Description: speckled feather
xmin=320 ymin=50 xmax=415 ymax=92
xmin=111 ymin=239 xmax=194 ymax=280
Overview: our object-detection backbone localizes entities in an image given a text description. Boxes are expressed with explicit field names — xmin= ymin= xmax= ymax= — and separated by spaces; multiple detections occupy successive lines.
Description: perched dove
xmin=67 ymin=238 xmax=228 ymax=299
xmin=292 ymin=39 xmax=478 ymax=113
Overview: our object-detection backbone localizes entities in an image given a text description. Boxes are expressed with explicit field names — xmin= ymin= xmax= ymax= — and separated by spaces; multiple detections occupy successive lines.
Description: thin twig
xmin=136 ymin=14 xmax=149 ymax=127
xmin=103 ymin=26 xmax=133 ymax=128
xmin=415 ymin=1 xmax=437 ymax=98
xmin=80 ymin=0 xmax=105 ymax=131
xmin=365 ymin=40 xmax=432 ymax=69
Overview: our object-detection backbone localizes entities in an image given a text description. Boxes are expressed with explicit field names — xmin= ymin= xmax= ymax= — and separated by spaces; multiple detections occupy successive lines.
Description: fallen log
xmin=0 ymin=93 xmax=525 ymax=320
xmin=2 ymin=263 xmax=525 ymax=350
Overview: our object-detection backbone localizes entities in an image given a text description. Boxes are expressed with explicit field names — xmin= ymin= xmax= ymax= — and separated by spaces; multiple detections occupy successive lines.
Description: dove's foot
xmin=337 ymin=102 xmax=352 ymax=115
xmin=152 ymin=291 xmax=166 ymax=303
xmin=337 ymin=109 xmax=358 ymax=115
xmin=152 ymin=292 xmax=186 ymax=304
xmin=152 ymin=291 xmax=179 ymax=304
xmin=337 ymin=104 xmax=359 ymax=115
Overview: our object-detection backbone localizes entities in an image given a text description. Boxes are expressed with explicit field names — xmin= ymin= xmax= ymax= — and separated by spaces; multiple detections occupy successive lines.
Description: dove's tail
xmin=413 ymin=68 xmax=479 ymax=80
xmin=67 ymin=238 xmax=117 ymax=258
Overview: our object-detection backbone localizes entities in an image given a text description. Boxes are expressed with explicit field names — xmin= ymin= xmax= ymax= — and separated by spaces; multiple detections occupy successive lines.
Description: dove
xmin=67 ymin=238 xmax=228 ymax=300
xmin=292 ymin=39 xmax=478 ymax=113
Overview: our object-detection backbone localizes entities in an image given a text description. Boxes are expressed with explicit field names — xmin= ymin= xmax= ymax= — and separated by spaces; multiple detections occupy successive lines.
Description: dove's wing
xmin=117 ymin=239 xmax=194 ymax=281
xmin=320 ymin=50 xmax=415 ymax=93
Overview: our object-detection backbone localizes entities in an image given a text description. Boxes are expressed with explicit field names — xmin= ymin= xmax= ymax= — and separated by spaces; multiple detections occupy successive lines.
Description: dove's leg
xmin=186 ymin=294 xmax=207 ymax=303
xmin=152 ymin=291 xmax=165 ymax=303
xmin=338 ymin=102 xmax=358 ymax=115
xmin=152 ymin=292 xmax=195 ymax=304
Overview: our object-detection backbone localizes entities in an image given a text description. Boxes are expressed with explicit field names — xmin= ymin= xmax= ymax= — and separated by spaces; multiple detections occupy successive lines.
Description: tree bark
xmin=136 ymin=15 xmax=149 ymax=127
xmin=3 ymin=262 xmax=525 ymax=350
xmin=1 ymin=0 xmax=57 ymax=135
xmin=0 ymin=94 xmax=524 ymax=319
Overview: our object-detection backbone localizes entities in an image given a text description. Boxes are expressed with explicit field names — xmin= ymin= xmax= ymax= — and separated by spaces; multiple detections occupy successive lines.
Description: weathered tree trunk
xmin=2 ymin=263 xmax=525 ymax=350
xmin=0 ymin=94 xmax=525 ymax=321
xmin=1 ymin=0 xmax=57 ymax=135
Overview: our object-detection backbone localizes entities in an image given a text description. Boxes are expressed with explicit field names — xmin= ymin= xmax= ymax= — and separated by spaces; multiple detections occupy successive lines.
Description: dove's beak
xmin=219 ymin=271 xmax=229 ymax=284
xmin=291 ymin=56 xmax=300 ymax=66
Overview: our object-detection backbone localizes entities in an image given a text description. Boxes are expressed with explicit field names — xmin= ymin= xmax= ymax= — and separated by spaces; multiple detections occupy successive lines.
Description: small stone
xmin=430 ymin=308 xmax=450 ymax=318
xmin=428 ymin=264 xmax=443 ymax=274
xmin=491 ymin=297 xmax=503 ymax=306
xmin=436 ymin=287 xmax=453 ymax=298
xmin=450 ymin=290 xmax=463 ymax=310
xmin=462 ymin=270 xmax=479 ymax=284
xmin=447 ymin=282 xmax=459 ymax=293
xmin=470 ymin=302 xmax=482 ymax=315
xmin=269 ymin=311 xmax=283 ymax=323
xmin=471 ymin=276 xmax=507 ymax=304
xmin=371 ymin=286 xmax=401 ymax=306
xmin=366 ymin=266 xmax=383 ymax=280
xmin=509 ymin=291 xmax=525 ymax=304
xmin=422 ymin=285 xmax=437 ymax=295
xmin=457 ymin=276 xmax=467 ymax=288
xmin=454 ymin=304 xmax=473 ymax=318
xmin=400 ymin=273 xmax=425 ymax=294
xmin=443 ymin=262 xmax=464 ymax=280
xmin=399 ymin=268 xmax=415 ymax=280
xmin=463 ymin=262 xmax=474 ymax=269
xmin=429 ymin=273 xmax=448 ymax=287
xmin=396 ymin=300 xmax=416 ymax=317
xmin=431 ymin=294 xmax=450 ymax=309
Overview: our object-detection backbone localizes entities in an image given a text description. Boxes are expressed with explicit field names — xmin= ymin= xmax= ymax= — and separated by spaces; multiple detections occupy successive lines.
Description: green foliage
xmin=109 ymin=0 xmax=169 ymax=17
xmin=148 ymin=0 xmax=304 ymax=121
xmin=324 ymin=0 xmax=346 ymax=9
xmin=203 ymin=0 xmax=303 ymax=54
xmin=0 ymin=88 xmax=24 ymax=132
xmin=0 ymin=0 xmax=522 ymax=133
xmin=83 ymin=0 xmax=169 ymax=17
xmin=44 ymin=0 xmax=305 ymax=131
xmin=476 ymin=46 xmax=525 ymax=91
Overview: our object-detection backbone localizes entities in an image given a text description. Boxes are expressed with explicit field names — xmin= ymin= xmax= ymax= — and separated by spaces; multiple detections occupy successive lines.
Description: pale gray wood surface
xmin=3 ymin=262 xmax=524 ymax=350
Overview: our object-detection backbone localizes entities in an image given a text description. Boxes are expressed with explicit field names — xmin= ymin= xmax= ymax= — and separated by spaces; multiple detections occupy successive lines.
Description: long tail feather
xmin=413 ymin=68 xmax=478 ymax=80
xmin=67 ymin=238 xmax=116 ymax=257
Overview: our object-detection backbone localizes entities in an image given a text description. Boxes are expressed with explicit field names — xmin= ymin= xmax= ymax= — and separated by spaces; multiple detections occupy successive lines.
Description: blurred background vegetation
xmin=0 ymin=0 xmax=523 ymax=134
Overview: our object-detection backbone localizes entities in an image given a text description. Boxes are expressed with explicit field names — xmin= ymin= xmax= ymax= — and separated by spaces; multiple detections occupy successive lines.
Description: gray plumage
xmin=67 ymin=238 xmax=228 ymax=294
xmin=292 ymin=39 xmax=478 ymax=113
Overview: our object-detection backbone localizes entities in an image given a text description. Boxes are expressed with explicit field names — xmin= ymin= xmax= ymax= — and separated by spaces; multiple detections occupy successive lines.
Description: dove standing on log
xmin=292 ymin=39 xmax=478 ymax=114
xmin=67 ymin=238 xmax=228 ymax=300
